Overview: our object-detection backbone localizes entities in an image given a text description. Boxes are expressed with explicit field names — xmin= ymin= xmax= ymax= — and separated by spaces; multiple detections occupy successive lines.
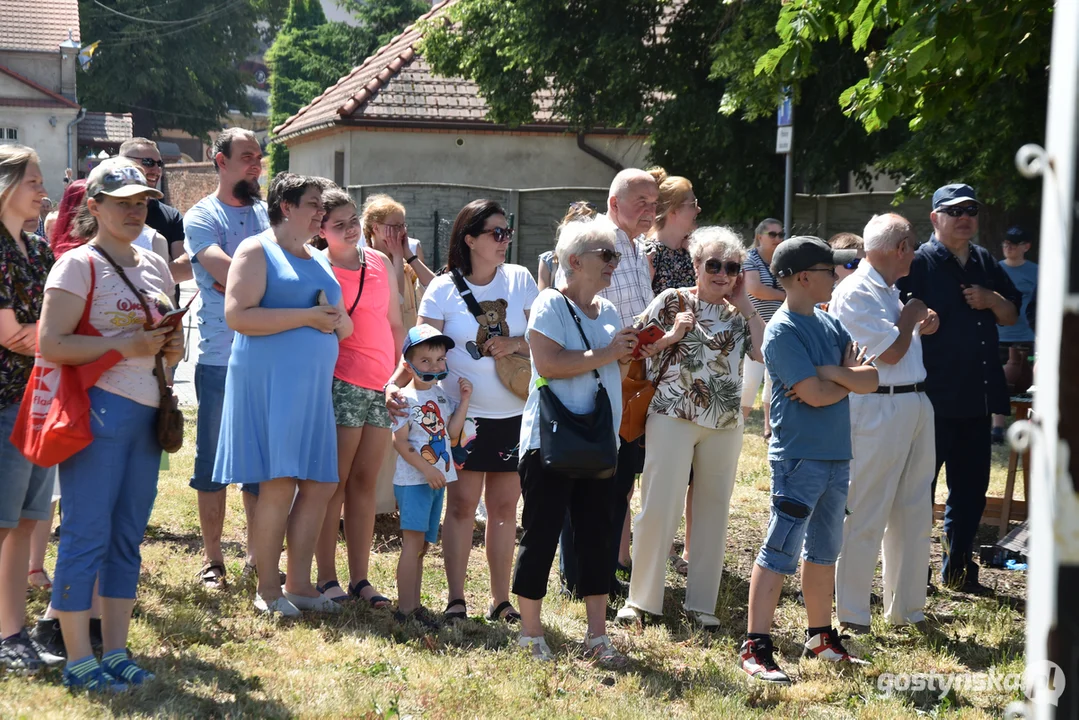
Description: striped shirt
xmin=744 ymin=247 xmax=784 ymax=323
xmin=598 ymin=221 xmax=654 ymax=328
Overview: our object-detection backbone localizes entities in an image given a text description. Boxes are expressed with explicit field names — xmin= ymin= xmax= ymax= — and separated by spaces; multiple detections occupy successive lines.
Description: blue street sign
xmin=777 ymin=93 xmax=793 ymax=127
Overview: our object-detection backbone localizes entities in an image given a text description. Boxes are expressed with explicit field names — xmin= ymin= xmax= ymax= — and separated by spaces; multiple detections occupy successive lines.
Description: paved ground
xmin=174 ymin=281 xmax=198 ymax=407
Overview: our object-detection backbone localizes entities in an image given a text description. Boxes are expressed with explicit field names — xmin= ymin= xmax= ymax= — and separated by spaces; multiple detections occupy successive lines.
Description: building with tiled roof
xmin=275 ymin=0 xmax=648 ymax=191
xmin=0 ymin=0 xmax=83 ymax=200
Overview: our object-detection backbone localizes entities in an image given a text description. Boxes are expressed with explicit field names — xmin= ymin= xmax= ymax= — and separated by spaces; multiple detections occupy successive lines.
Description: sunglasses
xmin=570 ymin=201 xmax=597 ymax=212
xmin=939 ymin=205 xmax=979 ymax=218
xmin=586 ymin=248 xmax=621 ymax=265
xmin=704 ymin=259 xmax=741 ymax=275
xmin=843 ymin=258 xmax=860 ymax=270
xmin=134 ymin=157 xmax=165 ymax=169
xmin=480 ymin=227 xmax=514 ymax=243
xmin=763 ymin=230 xmax=784 ymax=239
xmin=406 ymin=359 xmax=447 ymax=382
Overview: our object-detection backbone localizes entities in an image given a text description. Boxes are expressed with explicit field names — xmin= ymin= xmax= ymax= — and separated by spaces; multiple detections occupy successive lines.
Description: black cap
xmin=771 ymin=236 xmax=858 ymax=278
xmin=932 ymin=183 xmax=979 ymax=209
xmin=1004 ymin=226 xmax=1031 ymax=245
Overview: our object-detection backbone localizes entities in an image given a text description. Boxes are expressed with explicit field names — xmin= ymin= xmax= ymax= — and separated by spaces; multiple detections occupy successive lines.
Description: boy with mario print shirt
xmin=739 ymin=237 xmax=879 ymax=685
xmin=392 ymin=324 xmax=472 ymax=627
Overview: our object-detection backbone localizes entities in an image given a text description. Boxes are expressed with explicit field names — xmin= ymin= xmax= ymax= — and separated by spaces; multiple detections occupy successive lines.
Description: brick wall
xmin=162 ymin=163 xmax=218 ymax=215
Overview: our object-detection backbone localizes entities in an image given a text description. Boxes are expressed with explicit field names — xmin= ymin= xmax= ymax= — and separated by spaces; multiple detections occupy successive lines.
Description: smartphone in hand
xmin=632 ymin=320 xmax=665 ymax=359
xmin=316 ymin=289 xmax=330 ymax=306
xmin=152 ymin=307 xmax=189 ymax=330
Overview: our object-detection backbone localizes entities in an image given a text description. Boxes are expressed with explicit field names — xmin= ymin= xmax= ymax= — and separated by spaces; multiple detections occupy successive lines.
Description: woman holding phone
xmin=616 ymin=226 xmax=765 ymax=631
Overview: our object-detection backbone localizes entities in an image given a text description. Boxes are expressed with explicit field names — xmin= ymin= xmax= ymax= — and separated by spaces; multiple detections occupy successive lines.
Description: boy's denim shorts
xmin=755 ymin=458 xmax=850 ymax=576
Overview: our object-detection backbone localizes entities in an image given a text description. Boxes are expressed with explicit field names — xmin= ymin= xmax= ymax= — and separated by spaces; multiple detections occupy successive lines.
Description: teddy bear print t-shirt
xmin=392 ymin=383 xmax=459 ymax=486
xmin=418 ymin=264 xmax=539 ymax=418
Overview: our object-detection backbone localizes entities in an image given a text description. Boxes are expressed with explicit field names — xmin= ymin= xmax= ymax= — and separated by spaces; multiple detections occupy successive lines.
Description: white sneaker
xmin=255 ymin=593 xmax=301 ymax=617
xmin=518 ymin=635 xmax=554 ymax=662
xmin=802 ymin=628 xmax=868 ymax=665
xmin=283 ymin=591 xmax=342 ymax=613
xmin=475 ymin=499 xmax=488 ymax=527
xmin=685 ymin=609 xmax=721 ymax=632
xmin=616 ymin=604 xmax=646 ymax=625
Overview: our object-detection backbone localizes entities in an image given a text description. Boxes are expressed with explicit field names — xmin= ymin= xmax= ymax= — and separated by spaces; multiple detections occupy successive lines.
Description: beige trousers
xmin=626 ymin=413 xmax=743 ymax=615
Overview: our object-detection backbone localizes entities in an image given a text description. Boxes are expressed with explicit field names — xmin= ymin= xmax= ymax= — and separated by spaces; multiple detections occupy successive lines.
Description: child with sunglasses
xmin=390 ymin=325 xmax=473 ymax=627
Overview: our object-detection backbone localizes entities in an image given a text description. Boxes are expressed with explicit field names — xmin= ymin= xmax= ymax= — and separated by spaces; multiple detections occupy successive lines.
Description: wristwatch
xmin=406 ymin=255 xmax=419 ymax=265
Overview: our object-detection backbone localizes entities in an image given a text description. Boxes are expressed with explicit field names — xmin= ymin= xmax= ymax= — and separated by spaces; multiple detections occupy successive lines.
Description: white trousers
xmin=836 ymin=392 xmax=935 ymax=626
xmin=627 ymin=413 xmax=743 ymax=615
xmin=741 ymin=357 xmax=772 ymax=409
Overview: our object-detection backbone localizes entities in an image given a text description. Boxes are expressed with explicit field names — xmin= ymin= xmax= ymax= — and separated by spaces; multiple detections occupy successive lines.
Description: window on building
xmin=0 ymin=127 xmax=18 ymax=144
xmin=333 ymin=151 xmax=344 ymax=187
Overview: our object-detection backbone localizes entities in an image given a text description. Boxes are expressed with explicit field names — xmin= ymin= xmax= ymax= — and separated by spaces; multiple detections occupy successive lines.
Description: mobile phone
xmin=632 ymin=320 xmax=665 ymax=359
xmin=153 ymin=307 xmax=188 ymax=330
xmin=316 ymin=289 xmax=330 ymax=306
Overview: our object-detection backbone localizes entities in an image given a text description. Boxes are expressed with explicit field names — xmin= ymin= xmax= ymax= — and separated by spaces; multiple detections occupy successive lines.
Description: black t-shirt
xmin=146 ymin=198 xmax=185 ymax=255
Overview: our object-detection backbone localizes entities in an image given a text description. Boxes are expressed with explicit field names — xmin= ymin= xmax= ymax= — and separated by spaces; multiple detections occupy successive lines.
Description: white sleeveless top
xmin=132 ymin=226 xmax=155 ymax=252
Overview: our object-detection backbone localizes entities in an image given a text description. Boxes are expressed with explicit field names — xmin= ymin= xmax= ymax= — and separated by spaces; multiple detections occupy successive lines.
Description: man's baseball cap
xmin=932 ymin=183 xmax=979 ymax=209
xmin=771 ymin=236 xmax=858 ymax=278
xmin=1004 ymin=226 xmax=1031 ymax=245
xmin=86 ymin=158 xmax=163 ymax=200
xmin=402 ymin=323 xmax=455 ymax=356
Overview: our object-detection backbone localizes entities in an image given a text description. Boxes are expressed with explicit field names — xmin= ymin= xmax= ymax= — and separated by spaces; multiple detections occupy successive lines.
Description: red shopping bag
xmin=9 ymin=256 xmax=123 ymax=466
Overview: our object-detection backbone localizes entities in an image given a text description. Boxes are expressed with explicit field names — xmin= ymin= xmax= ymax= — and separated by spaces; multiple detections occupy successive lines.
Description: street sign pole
xmin=783 ymin=123 xmax=793 ymax=239
xmin=777 ymin=89 xmax=793 ymax=238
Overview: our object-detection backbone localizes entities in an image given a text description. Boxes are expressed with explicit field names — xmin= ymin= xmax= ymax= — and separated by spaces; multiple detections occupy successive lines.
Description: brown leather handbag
xmin=619 ymin=292 xmax=682 ymax=442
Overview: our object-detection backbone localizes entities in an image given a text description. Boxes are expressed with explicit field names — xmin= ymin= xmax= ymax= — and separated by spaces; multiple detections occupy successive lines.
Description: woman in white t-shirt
xmin=38 ymin=158 xmax=182 ymax=690
xmin=386 ymin=199 xmax=538 ymax=624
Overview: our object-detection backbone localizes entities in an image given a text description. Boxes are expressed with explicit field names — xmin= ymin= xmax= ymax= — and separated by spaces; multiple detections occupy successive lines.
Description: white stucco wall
xmin=1 ymin=107 xmax=80 ymax=201
xmin=286 ymin=128 xmax=650 ymax=189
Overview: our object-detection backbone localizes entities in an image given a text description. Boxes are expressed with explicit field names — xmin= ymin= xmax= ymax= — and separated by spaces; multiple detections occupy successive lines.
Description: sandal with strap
xmin=241 ymin=561 xmax=286 ymax=586
xmin=487 ymin=600 xmax=521 ymax=624
xmin=584 ymin=633 xmax=628 ymax=669
xmin=27 ymin=568 xmax=52 ymax=592
xmin=199 ymin=561 xmax=227 ymax=590
xmin=668 ymin=555 xmax=689 ymax=577
xmin=444 ymin=598 xmax=467 ymax=622
xmin=315 ymin=580 xmax=350 ymax=604
xmin=349 ymin=579 xmax=391 ymax=609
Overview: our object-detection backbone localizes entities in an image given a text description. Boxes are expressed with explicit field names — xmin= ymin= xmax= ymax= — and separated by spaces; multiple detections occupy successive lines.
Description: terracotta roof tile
xmin=0 ymin=0 xmax=80 ymax=53
xmin=78 ymin=112 xmax=133 ymax=144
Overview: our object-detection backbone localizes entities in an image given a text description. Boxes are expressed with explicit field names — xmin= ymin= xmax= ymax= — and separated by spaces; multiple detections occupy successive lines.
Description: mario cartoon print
xmin=414 ymin=400 xmax=452 ymax=472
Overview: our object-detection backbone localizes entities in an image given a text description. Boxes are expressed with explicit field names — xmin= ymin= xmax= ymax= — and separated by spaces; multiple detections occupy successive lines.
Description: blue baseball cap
xmin=932 ymin=183 xmax=980 ymax=209
xmin=1004 ymin=226 xmax=1031 ymax=245
xmin=402 ymin=323 xmax=455 ymax=357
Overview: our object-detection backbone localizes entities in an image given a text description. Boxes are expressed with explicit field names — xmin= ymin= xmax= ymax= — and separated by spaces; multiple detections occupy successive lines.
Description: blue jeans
xmin=756 ymin=458 xmax=850 ymax=576
xmin=0 ymin=402 xmax=55 ymax=528
xmin=52 ymin=388 xmax=160 ymax=611
xmin=189 ymin=363 xmax=257 ymax=495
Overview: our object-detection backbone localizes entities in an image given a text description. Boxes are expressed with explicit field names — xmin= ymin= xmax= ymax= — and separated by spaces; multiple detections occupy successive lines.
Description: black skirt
xmin=462 ymin=415 xmax=522 ymax=473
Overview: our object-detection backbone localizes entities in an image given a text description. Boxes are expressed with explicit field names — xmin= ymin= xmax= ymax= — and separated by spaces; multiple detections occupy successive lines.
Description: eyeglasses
xmin=803 ymin=267 xmax=838 ymax=278
xmin=406 ymin=359 xmax=447 ymax=382
xmin=843 ymin=258 xmax=860 ymax=271
xmin=762 ymin=230 xmax=784 ymax=239
xmin=480 ymin=226 xmax=514 ymax=243
xmin=378 ymin=222 xmax=407 ymax=234
xmin=569 ymin=201 xmax=597 ymax=212
xmin=586 ymin=248 xmax=621 ymax=265
xmin=704 ymin=259 xmax=741 ymax=275
xmin=133 ymin=157 xmax=165 ymax=169
xmin=682 ymin=198 xmax=700 ymax=211
xmin=938 ymin=205 xmax=979 ymax=218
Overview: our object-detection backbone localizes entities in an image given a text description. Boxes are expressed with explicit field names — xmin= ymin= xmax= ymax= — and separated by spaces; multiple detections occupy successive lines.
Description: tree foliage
xmin=339 ymin=0 xmax=431 ymax=47
xmin=77 ymin=0 xmax=264 ymax=138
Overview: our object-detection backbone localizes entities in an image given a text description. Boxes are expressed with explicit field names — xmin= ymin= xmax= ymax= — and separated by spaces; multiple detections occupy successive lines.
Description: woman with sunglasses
xmin=828 ymin=233 xmax=864 ymax=286
xmin=388 ymin=199 xmax=538 ymax=623
xmin=616 ymin=226 xmax=764 ymax=630
xmin=742 ymin=218 xmax=786 ymax=439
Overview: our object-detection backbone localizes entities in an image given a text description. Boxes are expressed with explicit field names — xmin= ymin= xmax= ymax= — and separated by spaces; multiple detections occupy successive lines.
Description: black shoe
xmin=608 ymin=576 xmax=629 ymax=600
xmin=29 ymin=618 xmax=66 ymax=660
xmin=739 ymin=637 xmax=790 ymax=684
xmin=0 ymin=628 xmax=62 ymax=674
xmin=89 ymin=618 xmax=104 ymax=655
xmin=991 ymin=427 xmax=1005 ymax=445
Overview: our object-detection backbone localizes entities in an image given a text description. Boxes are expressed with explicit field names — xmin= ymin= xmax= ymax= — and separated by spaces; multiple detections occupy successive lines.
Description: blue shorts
xmin=756 ymin=458 xmax=850 ymax=576
xmin=189 ymin=364 xmax=257 ymax=495
xmin=394 ymin=484 xmax=445 ymax=544
xmin=0 ymin=402 xmax=55 ymax=528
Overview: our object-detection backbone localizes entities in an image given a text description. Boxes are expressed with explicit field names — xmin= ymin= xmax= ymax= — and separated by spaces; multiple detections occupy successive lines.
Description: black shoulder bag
xmin=536 ymin=293 xmax=618 ymax=479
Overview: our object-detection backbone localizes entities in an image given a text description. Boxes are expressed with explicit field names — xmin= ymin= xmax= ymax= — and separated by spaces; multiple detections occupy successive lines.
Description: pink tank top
xmin=333 ymin=248 xmax=396 ymax=390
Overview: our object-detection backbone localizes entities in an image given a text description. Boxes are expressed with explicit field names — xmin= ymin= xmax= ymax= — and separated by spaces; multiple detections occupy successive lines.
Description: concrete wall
xmin=287 ymin=133 xmax=350 ymax=185
xmin=791 ymin=192 xmax=934 ymax=243
xmin=2 ymin=106 xmax=80 ymax=202
xmin=0 ymin=50 xmax=62 ymax=94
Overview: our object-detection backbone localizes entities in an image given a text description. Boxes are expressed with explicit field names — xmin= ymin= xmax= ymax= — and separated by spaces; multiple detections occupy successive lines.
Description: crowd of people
xmin=0 ymin=129 xmax=1030 ymax=688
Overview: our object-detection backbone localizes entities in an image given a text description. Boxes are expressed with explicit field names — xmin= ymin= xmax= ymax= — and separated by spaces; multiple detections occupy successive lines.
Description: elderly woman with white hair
xmin=511 ymin=217 xmax=637 ymax=666
xmin=617 ymin=226 xmax=765 ymax=630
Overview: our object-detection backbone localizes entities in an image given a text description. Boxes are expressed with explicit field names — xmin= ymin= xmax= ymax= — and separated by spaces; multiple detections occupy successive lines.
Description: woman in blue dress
xmin=214 ymin=173 xmax=353 ymax=616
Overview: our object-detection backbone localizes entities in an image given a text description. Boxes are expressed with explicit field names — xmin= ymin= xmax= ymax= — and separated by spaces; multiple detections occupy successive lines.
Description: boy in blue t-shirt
xmin=993 ymin=226 xmax=1038 ymax=443
xmin=740 ymin=237 xmax=879 ymax=685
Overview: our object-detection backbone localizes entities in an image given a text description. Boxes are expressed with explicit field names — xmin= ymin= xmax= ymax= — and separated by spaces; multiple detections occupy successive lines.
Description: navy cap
xmin=932 ymin=183 xmax=980 ymax=209
xmin=402 ymin=323 xmax=455 ymax=357
xmin=771 ymin=236 xmax=858 ymax=278
xmin=1004 ymin=226 xmax=1031 ymax=245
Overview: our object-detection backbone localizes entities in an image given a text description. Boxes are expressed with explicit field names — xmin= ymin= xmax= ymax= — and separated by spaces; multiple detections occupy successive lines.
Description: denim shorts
xmin=189 ymin=364 xmax=257 ymax=495
xmin=332 ymin=378 xmax=391 ymax=429
xmin=394 ymin=483 xmax=445 ymax=544
xmin=755 ymin=458 xmax=850 ymax=576
xmin=0 ymin=402 xmax=56 ymax=528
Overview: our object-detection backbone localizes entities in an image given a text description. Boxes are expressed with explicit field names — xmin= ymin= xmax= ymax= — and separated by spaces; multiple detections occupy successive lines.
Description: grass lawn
xmin=1 ymin=409 xmax=1027 ymax=719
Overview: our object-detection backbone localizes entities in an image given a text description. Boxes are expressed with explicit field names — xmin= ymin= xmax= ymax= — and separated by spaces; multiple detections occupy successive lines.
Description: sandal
xmin=349 ymin=579 xmax=391 ymax=609
xmin=668 ymin=554 xmax=689 ymax=577
xmin=27 ymin=568 xmax=52 ymax=592
xmin=487 ymin=600 xmax=521 ymax=624
xmin=315 ymin=580 xmax=350 ymax=604
xmin=444 ymin=598 xmax=467 ymax=622
xmin=199 ymin=561 xmax=227 ymax=590
xmin=241 ymin=561 xmax=287 ymax=586
xmin=584 ymin=633 xmax=628 ymax=669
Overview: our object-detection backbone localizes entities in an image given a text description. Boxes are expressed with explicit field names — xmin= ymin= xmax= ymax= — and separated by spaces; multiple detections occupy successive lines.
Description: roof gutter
xmin=577 ymin=133 xmax=623 ymax=172
xmin=66 ymin=106 xmax=86 ymax=175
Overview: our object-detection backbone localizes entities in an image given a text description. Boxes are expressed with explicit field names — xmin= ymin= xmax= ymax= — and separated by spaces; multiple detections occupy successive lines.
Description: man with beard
xmin=184 ymin=128 xmax=271 ymax=590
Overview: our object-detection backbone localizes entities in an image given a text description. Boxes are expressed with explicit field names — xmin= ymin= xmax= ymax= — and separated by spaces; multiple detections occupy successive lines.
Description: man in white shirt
xmin=829 ymin=213 xmax=941 ymax=631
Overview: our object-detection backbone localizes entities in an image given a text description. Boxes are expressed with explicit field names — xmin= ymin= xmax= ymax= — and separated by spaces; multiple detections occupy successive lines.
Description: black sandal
xmin=316 ymin=579 xmax=350 ymax=605
xmin=444 ymin=598 xmax=467 ymax=622
xmin=199 ymin=562 xmax=227 ymax=589
xmin=349 ymin=579 xmax=390 ymax=609
xmin=487 ymin=600 xmax=521 ymax=624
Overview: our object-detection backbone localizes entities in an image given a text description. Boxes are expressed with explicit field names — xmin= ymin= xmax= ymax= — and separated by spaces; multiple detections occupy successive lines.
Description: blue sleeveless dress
xmin=213 ymin=230 xmax=343 ymax=485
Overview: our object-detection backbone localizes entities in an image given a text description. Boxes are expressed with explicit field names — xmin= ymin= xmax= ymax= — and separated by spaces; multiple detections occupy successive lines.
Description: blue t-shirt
xmin=998 ymin=261 xmax=1037 ymax=343
xmin=763 ymin=305 xmax=853 ymax=461
xmin=183 ymin=196 xmax=270 ymax=365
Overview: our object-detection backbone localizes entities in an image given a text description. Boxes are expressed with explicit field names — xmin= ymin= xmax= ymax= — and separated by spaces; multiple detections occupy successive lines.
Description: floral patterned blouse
xmin=645 ymin=238 xmax=696 ymax=295
xmin=638 ymin=287 xmax=750 ymax=430
xmin=0 ymin=227 xmax=54 ymax=412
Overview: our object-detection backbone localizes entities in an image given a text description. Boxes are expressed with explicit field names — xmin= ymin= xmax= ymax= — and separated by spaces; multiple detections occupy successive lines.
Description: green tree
xmin=339 ymin=0 xmax=430 ymax=46
xmin=77 ymin=0 xmax=263 ymax=137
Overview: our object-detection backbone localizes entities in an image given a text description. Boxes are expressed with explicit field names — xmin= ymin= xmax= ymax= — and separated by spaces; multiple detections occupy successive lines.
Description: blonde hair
xmin=554 ymin=200 xmax=599 ymax=243
xmin=647 ymin=167 xmax=694 ymax=230
xmin=828 ymin=232 xmax=864 ymax=251
xmin=361 ymin=193 xmax=406 ymax=242
xmin=0 ymin=145 xmax=40 ymax=215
